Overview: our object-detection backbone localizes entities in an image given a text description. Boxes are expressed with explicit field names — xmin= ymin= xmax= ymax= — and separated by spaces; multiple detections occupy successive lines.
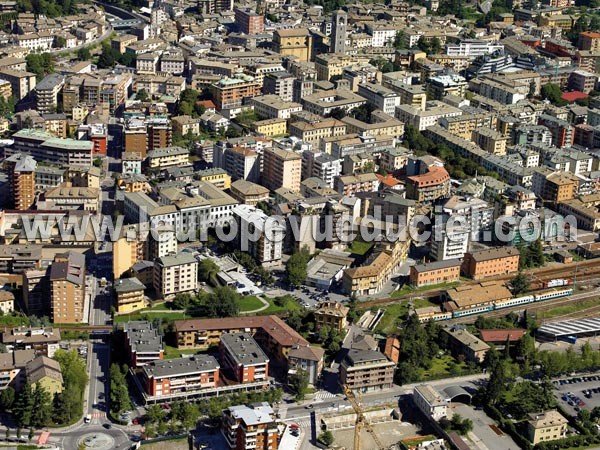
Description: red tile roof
xmin=561 ymin=91 xmax=589 ymax=102
xmin=479 ymin=329 xmax=526 ymax=343
xmin=175 ymin=315 xmax=308 ymax=347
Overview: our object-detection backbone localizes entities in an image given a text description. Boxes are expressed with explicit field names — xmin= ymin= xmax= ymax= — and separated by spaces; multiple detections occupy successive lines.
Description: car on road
xmin=305 ymin=404 xmax=313 ymax=409
xmin=84 ymin=414 xmax=91 ymax=423
xmin=103 ymin=423 xmax=112 ymax=429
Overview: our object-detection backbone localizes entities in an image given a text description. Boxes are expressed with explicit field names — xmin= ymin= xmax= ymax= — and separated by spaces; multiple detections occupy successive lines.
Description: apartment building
xmin=35 ymin=73 xmax=65 ymax=114
xmin=301 ymin=89 xmax=366 ymax=116
xmin=49 ymin=252 xmax=86 ymax=324
xmin=314 ymin=301 xmax=349 ymax=331
xmin=26 ymin=356 xmax=63 ymax=396
xmin=262 ymin=147 xmax=302 ymax=192
xmin=174 ymin=316 xmax=309 ymax=363
xmin=357 ymin=82 xmax=401 ymax=116
xmin=153 ymin=253 xmax=198 ymax=298
xmin=147 ymin=118 xmax=173 ymax=153
xmin=527 ymin=410 xmax=568 ymax=445
xmin=289 ymin=118 xmax=346 ymax=147
xmin=461 ymin=247 xmax=520 ymax=280
xmin=288 ymin=344 xmax=325 ymax=385
xmin=1 ymin=327 xmax=61 ymax=357
xmin=251 ymin=95 xmax=302 ymax=120
xmin=229 ymin=180 xmax=270 ymax=206
xmin=234 ymin=8 xmax=264 ymax=34
xmin=414 ymin=384 xmax=448 ymax=420
xmin=445 ymin=40 xmax=504 ymax=57
xmin=253 ymin=118 xmax=287 ymax=137
xmin=142 ymin=355 xmax=220 ymax=398
xmin=335 ymin=173 xmax=380 ymax=196
xmin=395 ymin=102 xmax=463 ymax=131
xmin=406 ymin=166 xmax=451 ymax=203
xmin=9 ymin=129 xmax=93 ymax=166
xmin=342 ymin=241 xmax=408 ymax=296
xmin=222 ymin=403 xmax=278 ymax=450
xmin=0 ymin=68 xmax=36 ymax=100
xmin=209 ymin=74 xmax=262 ymax=111
xmin=472 ymin=127 xmax=508 ymax=155
xmin=5 ymin=153 xmax=36 ymax=210
xmin=114 ymin=277 xmax=147 ymax=314
xmin=232 ymin=204 xmax=284 ymax=267
xmin=578 ymin=31 xmax=600 ymax=51
xmin=147 ymin=146 xmax=190 ymax=169
xmin=122 ymin=321 xmax=164 ymax=368
xmin=219 ymin=332 xmax=269 ymax=383
xmin=341 ymin=115 xmax=404 ymax=139
xmin=409 ymin=259 xmax=461 ymax=287
xmin=215 ymin=146 xmax=260 ymax=183
xmin=263 ymin=71 xmax=294 ymax=102
xmin=339 ymin=349 xmax=395 ymax=392
xmin=538 ymin=114 xmax=574 ymax=148
xmin=0 ymin=349 xmax=36 ymax=391
xmin=439 ymin=113 xmax=497 ymax=140
xmin=443 ymin=327 xmax=490 ymax=363
xmin=43 ymin=184 xmax=100 ymax=211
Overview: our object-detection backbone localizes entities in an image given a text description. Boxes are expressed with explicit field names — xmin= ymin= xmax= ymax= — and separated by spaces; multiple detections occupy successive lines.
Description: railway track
xmin=447 ymin=288 xmax=600 ymax=325
xmin=359 ymin=259 xmax=600 ymax=309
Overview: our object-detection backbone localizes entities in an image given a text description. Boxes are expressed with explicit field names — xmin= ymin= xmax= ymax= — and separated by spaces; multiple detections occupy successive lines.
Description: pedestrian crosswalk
xmin=314 ymin=391 xmax=337 ymax=401
xmin=91 ymin=412 xmax=106 ymax=419
xmin=290 ymin=418 xmax=313 ymax=428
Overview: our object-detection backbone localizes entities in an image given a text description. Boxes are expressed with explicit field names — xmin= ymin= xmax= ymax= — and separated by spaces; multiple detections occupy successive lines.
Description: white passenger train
xmin=419 ymin=288 xmax=574 ymax=322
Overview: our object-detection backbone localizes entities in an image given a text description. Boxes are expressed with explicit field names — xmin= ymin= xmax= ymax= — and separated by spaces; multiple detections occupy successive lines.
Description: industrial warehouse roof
xmin=538 ymin=317 xmax=600 ymax=338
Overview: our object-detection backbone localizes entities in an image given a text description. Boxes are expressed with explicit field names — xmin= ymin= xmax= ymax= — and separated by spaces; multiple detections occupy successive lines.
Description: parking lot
xmin=450 ymin=404 xmax=519 ymax=450
xmin=554 ymin=374 xmax=600 ymax=416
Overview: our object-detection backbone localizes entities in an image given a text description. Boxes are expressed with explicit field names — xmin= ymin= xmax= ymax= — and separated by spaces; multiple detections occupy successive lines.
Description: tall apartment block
xmin=5 ymin=153 xmax=36 ymax=210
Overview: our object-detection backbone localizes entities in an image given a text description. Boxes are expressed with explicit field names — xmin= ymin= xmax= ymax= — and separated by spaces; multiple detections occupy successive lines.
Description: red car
xmin=578 ymin=401 xmax=586 ymax=406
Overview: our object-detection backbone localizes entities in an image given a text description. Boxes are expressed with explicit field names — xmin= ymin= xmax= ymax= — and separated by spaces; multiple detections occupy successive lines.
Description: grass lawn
xmin=371 ymin=298 xmax=438 ymax=334
xmin=163 ymin=344 xmax=199 ymax=360
xmin=346 ymin=239 xmax=373 ymax=256
xmin=114 ymin=310 xmax=187 ymax=323
xmin=259 ymin=296 xmax=301 ymax=315
xmin=239 ymin=296 xmax=265 ymax=312
xmin=538 ymin=297 xmax=600 ymax=319
xmin=420 ymin=354 xmax=466 ymax=379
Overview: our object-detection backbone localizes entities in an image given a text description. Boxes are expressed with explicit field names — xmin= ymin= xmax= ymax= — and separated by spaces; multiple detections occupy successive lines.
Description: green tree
xmin=31 ymin=384 xmax=52 ymax=427
xmin=26 ymin=54 xmax=54 ymax=80
xmin=13 ymin=383 xmax=34 ymax=427
xmin=318 ymin=430 xmax=334 ymax=446
xmin=173 ymin=293 xmax=194 ymax=311
xmin=205 ymin=286 xmax=240 ymax=318
xmin=54 ymin=36 xmax=66 ymax=48
xmin=541 ymin=83 xmax=566 ymax=106
xmin=393 ymin=30 xmax=407 ymax=49
xmin=289 ymin=369 xmax=309 ymax=401
xmin=146 ymin=404 xmax=166 ymax=423
xmin=135 ymin=89 xmax=149 ymax=102
xmin=485 ymin=360 xmax=506 ymax=405
xmin=0 ymin=386 xmax=15 ymax=409
xmin=198 ymin=258 xmax=219 ymax=283
xmin=286 ymin=248 xmax=311 ymax=287
xmin=109 ymin=363 xmax=132 ymax=414
xmin=119 ymin=52 xmax=136 ymax=67
xmin=510 ymin=272 xmax=530 ymax=295
xmin=76 ymin=47 xmax=91 ymax=61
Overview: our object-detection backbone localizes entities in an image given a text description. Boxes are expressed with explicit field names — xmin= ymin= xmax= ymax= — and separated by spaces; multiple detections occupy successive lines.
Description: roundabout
xmin=77 ymin=432 xmax=115 ymax=449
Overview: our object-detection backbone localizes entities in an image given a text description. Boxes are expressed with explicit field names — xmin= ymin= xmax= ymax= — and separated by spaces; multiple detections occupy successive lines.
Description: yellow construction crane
xmin=343 ymin=384 xmax=385 ymax=450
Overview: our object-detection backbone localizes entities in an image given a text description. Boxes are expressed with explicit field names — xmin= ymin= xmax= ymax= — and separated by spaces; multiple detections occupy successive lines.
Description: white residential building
xmin=153 ymin=253 xmax=198 ymax=298
xmin=414 ymin=385 xmax=448 ymax=420
xmin=232 ymin=205 xmax=285 ymax=267
xmin=445 ymin=40 xmax=504 ymax=58
xmin=358 ymin=83 xmax=401 ymax=116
